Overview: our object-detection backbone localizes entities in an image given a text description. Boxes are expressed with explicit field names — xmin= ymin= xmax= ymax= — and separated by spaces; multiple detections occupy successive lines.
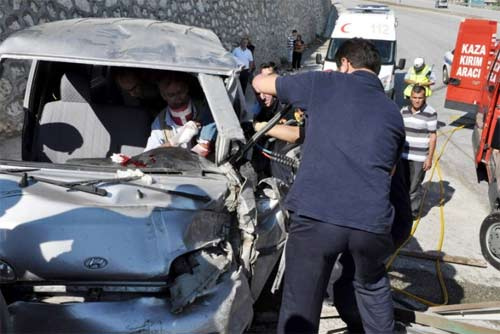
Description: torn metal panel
xmin=170 ymin=246 xmax=232 ymax=313
xmin=182 ymin=211 xmax=231 ymax=250
xmin=7 ymin=269 xmax=253 ymax=334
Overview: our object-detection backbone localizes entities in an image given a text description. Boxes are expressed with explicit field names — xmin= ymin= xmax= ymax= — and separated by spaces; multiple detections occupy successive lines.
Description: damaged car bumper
xmin=6 ymin=269 xmax=253 ymax=334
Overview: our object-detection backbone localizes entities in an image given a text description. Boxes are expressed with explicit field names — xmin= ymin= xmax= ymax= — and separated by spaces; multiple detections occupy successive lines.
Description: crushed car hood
xmin=0 ymin=167 xmax=231 ymax=282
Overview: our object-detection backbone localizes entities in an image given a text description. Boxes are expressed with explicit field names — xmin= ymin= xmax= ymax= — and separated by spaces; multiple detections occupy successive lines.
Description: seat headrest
xmin=60 ymin=72 xmax=90 ymax=103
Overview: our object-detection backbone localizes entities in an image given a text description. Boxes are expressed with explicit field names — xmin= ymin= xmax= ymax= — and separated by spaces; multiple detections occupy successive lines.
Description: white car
xmin=443 ymin=49 xmax=454 ymax=84
xmin=435 ymin=0 xmax=448 ymax=8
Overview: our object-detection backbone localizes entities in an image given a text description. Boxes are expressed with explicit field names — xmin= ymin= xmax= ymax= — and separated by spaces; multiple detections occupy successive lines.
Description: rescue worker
xmin=253 ymin=38 xmax=405 ymax=334
xmin=254 ymin=121 xmax=412 ymax=334
xmin=404 ymin=57 xmax=436 ymax=99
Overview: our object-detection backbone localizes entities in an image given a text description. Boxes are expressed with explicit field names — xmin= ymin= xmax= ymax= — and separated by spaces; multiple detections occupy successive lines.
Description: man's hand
xmin=253 ymin=121 xmax=268 ymax=132
xmin=423 ymin=157 xmax=433 ymax=171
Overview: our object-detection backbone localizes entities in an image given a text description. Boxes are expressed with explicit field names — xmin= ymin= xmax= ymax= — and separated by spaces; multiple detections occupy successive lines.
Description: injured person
xmin=144 ymin=71 xmax=217 ymax=157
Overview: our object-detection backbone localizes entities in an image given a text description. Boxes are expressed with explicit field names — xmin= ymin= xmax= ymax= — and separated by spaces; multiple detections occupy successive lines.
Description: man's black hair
xmin=292 ymin=29 xmax=297 ymax=33
xmin=334 ymin=38 xmax=381 ymax=74
xmin=260 ymin=61 xmax=277 ymax=70
xmin=411 ymin=85 xmax=426 ymax=95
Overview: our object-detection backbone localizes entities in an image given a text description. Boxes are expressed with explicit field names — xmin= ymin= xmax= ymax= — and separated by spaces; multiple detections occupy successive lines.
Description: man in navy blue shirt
xmin=253 ymin=38 xmax=405 ymax=333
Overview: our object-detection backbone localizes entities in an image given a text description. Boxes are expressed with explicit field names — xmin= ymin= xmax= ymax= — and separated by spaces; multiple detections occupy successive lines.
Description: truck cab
xmin=316 ymin=5 xmax=406 ymax=98
xmin=444 ymin=18 xmax=500 ymax=270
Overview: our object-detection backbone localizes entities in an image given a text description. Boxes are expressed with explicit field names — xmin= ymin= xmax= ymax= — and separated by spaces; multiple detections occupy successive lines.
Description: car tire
xmin=442 ymin=65 xmax=449 ymax=85
xmin=479 ymin=213 xmax=500 ymax=271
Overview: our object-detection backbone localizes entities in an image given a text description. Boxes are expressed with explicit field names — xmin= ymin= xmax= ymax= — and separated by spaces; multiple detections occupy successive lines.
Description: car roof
xmin=0 ymin=18 xmax=239 ymax=76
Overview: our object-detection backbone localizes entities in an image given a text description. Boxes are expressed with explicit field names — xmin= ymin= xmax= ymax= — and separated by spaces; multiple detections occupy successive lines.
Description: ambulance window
xmin=326 ymin=38 xmax=395 ymax=65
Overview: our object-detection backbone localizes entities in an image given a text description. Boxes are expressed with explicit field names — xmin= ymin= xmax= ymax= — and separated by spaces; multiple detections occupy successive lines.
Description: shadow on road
xmin=417 ymin=180 xmax=455 ymax=219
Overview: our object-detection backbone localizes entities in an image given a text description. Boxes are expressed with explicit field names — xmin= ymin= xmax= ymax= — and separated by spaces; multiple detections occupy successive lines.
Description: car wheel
xmin=480 ymin=213 xmax=500 ymax=271
xmin=442 ymin=66 xmax=449 ymax=84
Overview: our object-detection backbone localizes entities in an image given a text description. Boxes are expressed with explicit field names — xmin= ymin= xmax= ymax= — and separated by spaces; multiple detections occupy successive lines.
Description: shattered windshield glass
xmin=62 ymin=147 xmax=221 ymax=174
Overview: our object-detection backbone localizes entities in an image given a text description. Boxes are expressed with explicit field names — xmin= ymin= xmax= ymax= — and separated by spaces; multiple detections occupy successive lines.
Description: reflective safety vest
xmin=404 ymin=65 xmax=433 ymax=97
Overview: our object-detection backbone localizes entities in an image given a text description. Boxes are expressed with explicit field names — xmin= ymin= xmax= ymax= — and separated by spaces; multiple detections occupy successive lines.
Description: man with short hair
xmin=401 ymin=85 xmax=437 ymax=218
xmin=144 ymin=72 xmax=216 ymax=157
xmin=112 ymin=67 xmax=163 ymax=112
xmin=253 ymin=38 xmax=405 ymax=334
xmin=232 ymin=38 xmax=255 ymax=93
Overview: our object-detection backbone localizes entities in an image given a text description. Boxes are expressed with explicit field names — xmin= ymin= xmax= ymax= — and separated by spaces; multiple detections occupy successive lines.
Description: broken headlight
xmin=169 ymin=245 xmax=232 ymax=313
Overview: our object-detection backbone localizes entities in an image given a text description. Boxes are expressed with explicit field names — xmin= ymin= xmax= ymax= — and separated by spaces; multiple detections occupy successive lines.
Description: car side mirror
xmin=491 ymin=118 xmax=500 ymax=150
xmin=316 ymin=53 xmax=323 ymax=65
xmin=449 ymin=78 xmax=461 ymax=86
xmin=396 ymin=58 xmax=406 ymax=70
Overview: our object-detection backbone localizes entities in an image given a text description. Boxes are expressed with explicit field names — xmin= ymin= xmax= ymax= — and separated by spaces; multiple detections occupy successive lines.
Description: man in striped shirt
xmin=287 ymin=29 xmax=297 ymax=64
xmin=401 ymin=85 xmax=437 ymax=218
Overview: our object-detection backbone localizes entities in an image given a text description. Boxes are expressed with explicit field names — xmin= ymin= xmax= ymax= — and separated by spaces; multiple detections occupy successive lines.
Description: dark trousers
xmin=402 ymin=159 xmax=426 ymax=216
xmin=277 ymin=214 xmax=395 ymax=334
xmin=239 ymin=69 xmax=250 ymax=94
xmin=292 ymin=52 xmax=302 ymax=69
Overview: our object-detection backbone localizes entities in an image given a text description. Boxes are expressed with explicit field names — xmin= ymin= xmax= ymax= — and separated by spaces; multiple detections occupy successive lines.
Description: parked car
xmin=0 ymin=18 xmax=294 ymax=333
xmin=435 ymin=0 xmax=448 ymax=8
xmin=443 ymin=49 xmax=454 ymax=84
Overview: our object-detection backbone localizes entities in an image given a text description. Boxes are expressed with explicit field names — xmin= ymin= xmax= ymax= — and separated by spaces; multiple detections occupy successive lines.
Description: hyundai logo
xmin=84 ymin=257 xmax=108 ymax=270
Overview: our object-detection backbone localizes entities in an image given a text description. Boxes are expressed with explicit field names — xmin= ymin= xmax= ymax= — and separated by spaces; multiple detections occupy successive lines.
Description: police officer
xmin=404 ymin=57 xmax=436 ymax=99
xmin=253 ymin=38 xmax=405 ymax=334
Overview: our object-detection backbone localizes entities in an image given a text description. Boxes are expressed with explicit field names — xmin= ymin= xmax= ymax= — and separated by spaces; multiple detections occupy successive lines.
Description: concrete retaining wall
xmin=0 ymin=0 xmax=331 ymax=138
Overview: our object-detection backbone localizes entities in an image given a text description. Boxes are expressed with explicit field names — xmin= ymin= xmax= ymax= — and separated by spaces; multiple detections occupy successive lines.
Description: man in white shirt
xmin=144 ymin=72 xmax=216 ymax=157
xmin=232 ymin=37 xmax=255 ymax=93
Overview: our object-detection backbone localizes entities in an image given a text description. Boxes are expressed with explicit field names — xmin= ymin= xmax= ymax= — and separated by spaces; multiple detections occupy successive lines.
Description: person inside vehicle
xmin=404 ymin=57 xmax=436 ymax=99
xmin=144 ymin=71 xmax=217 ymax=157
xmin=112 ymin=67 xmax=164 ymax=113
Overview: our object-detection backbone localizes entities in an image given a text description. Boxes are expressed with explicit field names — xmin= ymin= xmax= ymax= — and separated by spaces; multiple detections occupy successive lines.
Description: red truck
xmin=445 ymin=18 xmax=500 ymax=270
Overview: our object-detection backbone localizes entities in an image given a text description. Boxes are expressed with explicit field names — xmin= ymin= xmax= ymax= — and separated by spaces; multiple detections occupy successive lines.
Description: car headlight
xmin=0 ymin=260 xmax=16 ymax=283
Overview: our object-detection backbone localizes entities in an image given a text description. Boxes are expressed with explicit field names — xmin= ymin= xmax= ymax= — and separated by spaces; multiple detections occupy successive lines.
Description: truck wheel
xmin=442 ymin=66 xmax=449 ymax=84
xmin=480 ymin=213 xmax=500 ymax=271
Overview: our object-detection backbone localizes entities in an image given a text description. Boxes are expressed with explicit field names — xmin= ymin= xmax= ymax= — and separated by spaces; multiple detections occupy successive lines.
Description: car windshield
xmin=0 ymin=56 xmax=245 ymax=173
xmin=325 ymin=38 xmax=395 ymax=65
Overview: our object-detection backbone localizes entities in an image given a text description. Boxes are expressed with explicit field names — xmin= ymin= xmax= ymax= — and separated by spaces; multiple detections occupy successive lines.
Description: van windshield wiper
xmin=0 ymin=169 xmax=107 ymax=197
xmin=0 ymin=169 xmax=211 ymax=202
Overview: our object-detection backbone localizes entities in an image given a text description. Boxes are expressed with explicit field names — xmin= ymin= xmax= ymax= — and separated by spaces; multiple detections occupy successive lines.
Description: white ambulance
xmin=316 ymin=5 xmax=406 ymax=98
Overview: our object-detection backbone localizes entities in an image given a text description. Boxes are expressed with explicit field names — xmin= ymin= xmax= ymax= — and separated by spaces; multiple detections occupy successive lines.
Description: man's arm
xmin=252 ymin=73 xmax=278 ymax=96
xmin=254 ymin=122 xmax=300 ymax=143
xmin=423 ymin=132 xmax=437 ymax=171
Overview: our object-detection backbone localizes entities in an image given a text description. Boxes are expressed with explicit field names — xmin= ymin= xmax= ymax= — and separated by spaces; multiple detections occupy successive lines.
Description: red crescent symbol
xmin=341 ymin=23 xmax=351 ymax=33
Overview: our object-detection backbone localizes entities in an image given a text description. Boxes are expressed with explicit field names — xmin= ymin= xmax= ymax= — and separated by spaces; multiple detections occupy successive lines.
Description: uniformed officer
xmin=403 ymin=57 xmax=436 ymax=99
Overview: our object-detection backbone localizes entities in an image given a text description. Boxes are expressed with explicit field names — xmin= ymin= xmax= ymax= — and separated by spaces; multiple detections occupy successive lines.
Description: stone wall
xmin=0 ymin=0 xmax=331 ymax=138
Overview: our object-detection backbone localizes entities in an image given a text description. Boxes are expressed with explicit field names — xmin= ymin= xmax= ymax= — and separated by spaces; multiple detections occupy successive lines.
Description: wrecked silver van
xmin=0 ymin=18 xmax=291 ymax=333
